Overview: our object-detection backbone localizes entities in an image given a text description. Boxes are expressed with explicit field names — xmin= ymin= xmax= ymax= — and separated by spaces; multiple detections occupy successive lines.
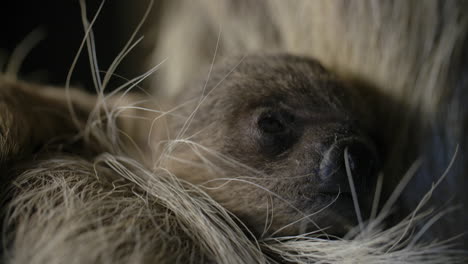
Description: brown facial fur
xmin=161 ymin=55 xmax=379 ymax=237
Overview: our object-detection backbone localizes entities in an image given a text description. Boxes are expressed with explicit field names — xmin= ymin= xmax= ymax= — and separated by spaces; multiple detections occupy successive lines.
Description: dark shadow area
xmin=0 ymin=0 xmax=159 ymax=92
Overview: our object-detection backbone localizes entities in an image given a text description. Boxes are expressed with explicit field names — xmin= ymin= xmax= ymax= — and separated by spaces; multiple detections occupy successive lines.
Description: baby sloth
xmin=160 ymin=55 xmax=379 ymax=237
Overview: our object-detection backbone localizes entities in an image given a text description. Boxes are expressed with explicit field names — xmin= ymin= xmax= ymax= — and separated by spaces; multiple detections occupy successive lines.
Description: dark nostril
xmin=318 ymin=139 xmax=378 ymax=193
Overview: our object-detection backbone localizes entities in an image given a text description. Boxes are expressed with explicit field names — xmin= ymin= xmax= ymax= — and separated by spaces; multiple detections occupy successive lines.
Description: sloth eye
xmin=257 ymin=112 xmax=287 ymax=134
xmin=256 ymin=110 xmax=297 ymax=155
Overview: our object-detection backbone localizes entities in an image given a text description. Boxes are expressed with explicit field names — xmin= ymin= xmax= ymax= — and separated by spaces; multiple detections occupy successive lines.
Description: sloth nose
xmin=318 ymin=139 xmax=378 ymax=194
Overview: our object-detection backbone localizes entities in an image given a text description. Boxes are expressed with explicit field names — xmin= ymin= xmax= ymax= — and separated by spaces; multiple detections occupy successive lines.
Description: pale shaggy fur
xmin=1 ymin=0 xmax=468 ymax=263
xmin=2 ymin=150 xmax=465 ymax=264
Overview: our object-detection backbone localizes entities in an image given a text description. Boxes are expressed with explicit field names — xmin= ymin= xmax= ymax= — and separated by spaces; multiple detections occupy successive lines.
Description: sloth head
xmin=163 ymin=55 xmax=379 ymax=237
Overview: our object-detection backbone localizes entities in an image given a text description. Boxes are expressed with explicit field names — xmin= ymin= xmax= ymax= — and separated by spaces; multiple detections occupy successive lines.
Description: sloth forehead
xmin=207 ymin=55 xmax=351 ymax=113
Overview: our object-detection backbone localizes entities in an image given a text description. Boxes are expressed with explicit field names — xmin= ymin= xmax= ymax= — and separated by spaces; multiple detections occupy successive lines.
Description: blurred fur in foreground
xmin=1 ymin=0 xmax=467 ymax=263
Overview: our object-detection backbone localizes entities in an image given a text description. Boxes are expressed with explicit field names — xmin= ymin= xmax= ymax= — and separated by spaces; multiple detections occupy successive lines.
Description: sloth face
xmin=166 ymin=55 xmax=378 ymax=237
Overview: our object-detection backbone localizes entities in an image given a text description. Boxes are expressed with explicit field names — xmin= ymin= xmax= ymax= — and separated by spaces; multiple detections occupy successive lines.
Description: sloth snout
xmin=318 ymin=138 xmax=378 ymax=195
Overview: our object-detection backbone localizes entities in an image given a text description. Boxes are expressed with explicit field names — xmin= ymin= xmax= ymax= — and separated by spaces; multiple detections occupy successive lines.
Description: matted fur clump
xmin=1 ymin=0 xmax=468 ymax=263
xmin=2 ymin=126 xmax=465 ymax=264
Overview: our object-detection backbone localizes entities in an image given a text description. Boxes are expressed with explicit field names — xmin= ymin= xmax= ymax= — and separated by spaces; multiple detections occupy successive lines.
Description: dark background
xmin=0 ymin=0 xmax=159 ymax=91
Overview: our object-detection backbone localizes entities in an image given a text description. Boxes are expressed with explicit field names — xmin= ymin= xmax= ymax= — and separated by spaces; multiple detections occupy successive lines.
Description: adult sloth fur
xmin=1 ymin=0 xmax=467 ymax=263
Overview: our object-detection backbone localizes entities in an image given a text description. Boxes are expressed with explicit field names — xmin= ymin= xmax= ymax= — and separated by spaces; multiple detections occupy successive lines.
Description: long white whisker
xmin=200 ymin=177 xmax=328 ymax=237
xmin=175 ymin=55 xmax=246 ymax=140
xmin=101 ymin=35 xmax=145 ymax=90
xmin=370 ymin=173 xmax=384 ymax=222
xmin=378 ymin=159 xmax=423 ymax=221
xmin=199 ymin=22 xmax=222 ymax=98
xmin=113 ymin=58 xmax=167 ymax=100
xmin=66 ymin=0 xmax=106 ymax=129
xmin=271 ymin=192 xmax=342 ymax=238
xmin=98 ymin=70 xmax=152 ymax=97
xmin=344 ymin=147 xmax=364 ymax=232
xmin=80 ymin=0 xmax=103 ymax=94
xmin=409 ymin=206 xmax=461 ymax=248
xmin=387 ymin=145 xmax=459 ymax=252
xmin=102 ymin=0 xmax=154 ymax=89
